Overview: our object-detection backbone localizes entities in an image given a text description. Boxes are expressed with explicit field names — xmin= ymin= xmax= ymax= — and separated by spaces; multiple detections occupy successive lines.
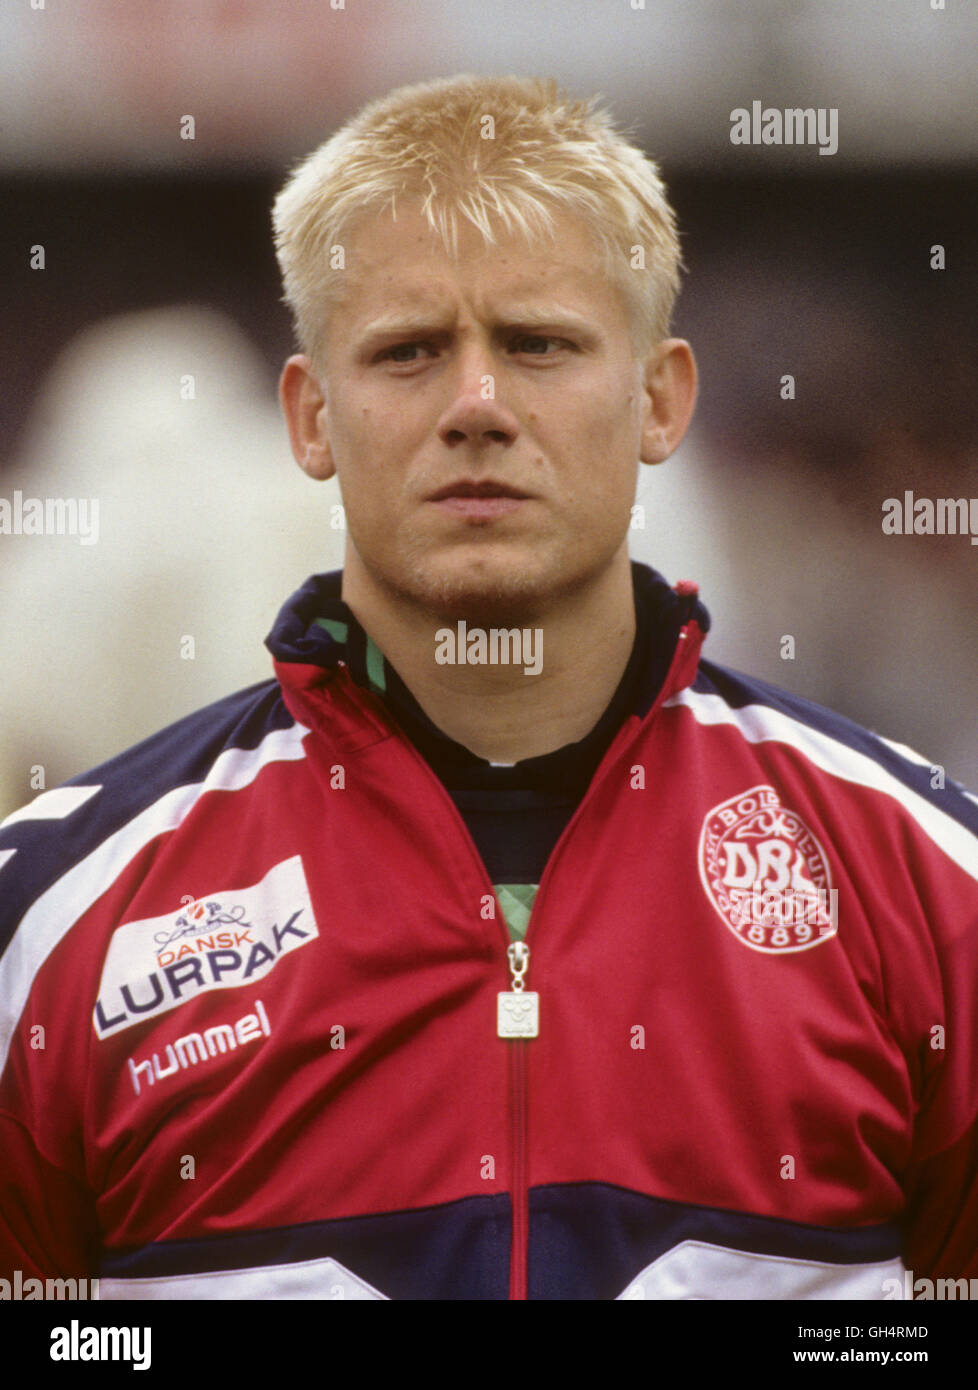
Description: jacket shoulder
xmin=678 ymin=659 xmax=978 ymax=842
xmin=0 ymin=679 xmax=303 ymax=945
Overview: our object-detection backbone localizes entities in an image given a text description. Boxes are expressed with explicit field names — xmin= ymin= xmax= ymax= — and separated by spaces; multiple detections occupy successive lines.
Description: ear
xmin=638 ymin=338 xmax=698 ymax=465
xmin=279 ymin=354 xmax=336 ymax=481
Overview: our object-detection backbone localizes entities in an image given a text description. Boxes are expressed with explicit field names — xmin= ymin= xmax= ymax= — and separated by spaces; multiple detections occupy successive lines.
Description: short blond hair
xmin=273 ymin=74 xmax=682 ymax=366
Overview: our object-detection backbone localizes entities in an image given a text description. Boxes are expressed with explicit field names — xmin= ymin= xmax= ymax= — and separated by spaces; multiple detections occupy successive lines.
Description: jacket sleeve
xmin=901 ymin=1124 xmax=978 ymax=1282
xmin=896 ymin=794 xmax=978 ymax=1281
xmin=0 ymin=807 xmax=103 ymax=1286
xmin=0 ymin=1109 xmax=100 ymax=1283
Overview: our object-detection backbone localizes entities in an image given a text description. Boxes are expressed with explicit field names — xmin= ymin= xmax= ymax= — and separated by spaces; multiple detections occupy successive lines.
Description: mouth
xmin=428 ymin=479 xmax=532 ymax=501
xmin=427 ymin=478 xmax=533 ymax=520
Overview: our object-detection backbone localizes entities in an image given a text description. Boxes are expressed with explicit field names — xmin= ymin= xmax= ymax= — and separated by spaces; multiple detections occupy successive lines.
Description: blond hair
xmin=273 ymin=74 xmax=682 ymax=365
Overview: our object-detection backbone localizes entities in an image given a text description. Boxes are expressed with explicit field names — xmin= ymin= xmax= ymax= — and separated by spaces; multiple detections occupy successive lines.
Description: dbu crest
xmin=698 ymin=784 xmax=837 ymax=954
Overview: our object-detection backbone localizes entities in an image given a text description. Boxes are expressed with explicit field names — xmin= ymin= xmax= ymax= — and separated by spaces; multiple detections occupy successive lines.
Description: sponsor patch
xmin=93 ymin=856 xmax=317 ymax=1037
xmin=698 ymin=784 xmax=837 ymax=954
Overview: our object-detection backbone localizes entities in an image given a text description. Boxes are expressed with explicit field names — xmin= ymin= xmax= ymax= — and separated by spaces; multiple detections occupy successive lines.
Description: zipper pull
xmin=497 ymin=941 xmax=540 ymax=1038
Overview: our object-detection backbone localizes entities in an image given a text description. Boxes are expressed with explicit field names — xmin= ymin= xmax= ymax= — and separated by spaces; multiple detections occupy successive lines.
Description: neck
xmin=342 ymin=551 xmax=637 ymax=763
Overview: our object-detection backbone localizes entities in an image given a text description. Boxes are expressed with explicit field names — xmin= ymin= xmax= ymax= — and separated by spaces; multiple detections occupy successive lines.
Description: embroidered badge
xmin=698 ymin=784 xmax=837 ymax=954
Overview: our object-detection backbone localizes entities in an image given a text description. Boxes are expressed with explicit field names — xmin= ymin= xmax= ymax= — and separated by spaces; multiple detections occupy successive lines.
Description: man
xmin=1 ymin=75 xmax=976 ymax=1302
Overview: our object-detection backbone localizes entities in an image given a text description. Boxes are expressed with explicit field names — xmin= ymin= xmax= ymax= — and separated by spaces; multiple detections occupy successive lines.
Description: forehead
xmin=327 ymin=202 xmax=629 ymax=335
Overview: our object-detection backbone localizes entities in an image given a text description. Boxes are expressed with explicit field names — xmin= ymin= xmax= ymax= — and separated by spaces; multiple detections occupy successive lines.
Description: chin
xmin=399 ymin=544 xmax=605 ymax=626
xmin=371 ymin=542 xmax=548 ymax=624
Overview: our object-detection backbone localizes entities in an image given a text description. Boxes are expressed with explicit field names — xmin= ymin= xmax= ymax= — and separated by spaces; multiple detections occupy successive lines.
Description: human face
xmin=305 ymin=205 xmax=663 ymax=622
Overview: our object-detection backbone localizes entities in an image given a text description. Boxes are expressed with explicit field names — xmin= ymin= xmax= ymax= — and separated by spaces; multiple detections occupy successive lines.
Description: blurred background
xmin=1 ymin=0 xmax=976 ymax=817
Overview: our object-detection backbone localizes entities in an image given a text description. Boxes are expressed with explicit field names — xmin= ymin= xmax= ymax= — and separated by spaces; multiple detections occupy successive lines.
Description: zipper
xmin=497 ymin=942 xmax=537 ymax=1301
xmin=509 ymin=1034 xmax=529 ymax=1299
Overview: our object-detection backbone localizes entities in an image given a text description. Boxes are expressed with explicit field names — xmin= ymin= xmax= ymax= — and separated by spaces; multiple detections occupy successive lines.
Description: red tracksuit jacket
xmin=1 ymin=566 xmax=976 ymax=1299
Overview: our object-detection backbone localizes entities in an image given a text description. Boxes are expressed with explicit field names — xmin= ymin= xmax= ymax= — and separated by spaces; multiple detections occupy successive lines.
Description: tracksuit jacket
xmin=1 ymin=563 xmax=976 ymax=1300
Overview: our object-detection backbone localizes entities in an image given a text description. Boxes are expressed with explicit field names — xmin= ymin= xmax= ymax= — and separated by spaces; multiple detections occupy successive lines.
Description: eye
xmin=383 ymin=341 xmax=434 ymax=363
xmin=512 ymin=335 xmax=561 ymax=355
xmin=511 ymin=335 xmax=576 ymax=358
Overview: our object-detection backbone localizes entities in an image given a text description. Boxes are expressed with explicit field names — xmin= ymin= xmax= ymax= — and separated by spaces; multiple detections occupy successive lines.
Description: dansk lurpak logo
xmin=93 ymin=856 xmax=318 ymax=1037
xmin=698 ymin=785 xmax=837 ymax=954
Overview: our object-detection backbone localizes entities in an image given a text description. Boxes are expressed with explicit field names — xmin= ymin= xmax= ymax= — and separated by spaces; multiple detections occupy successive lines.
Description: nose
xmin=436 ymin=347 xmax=520 ymax=448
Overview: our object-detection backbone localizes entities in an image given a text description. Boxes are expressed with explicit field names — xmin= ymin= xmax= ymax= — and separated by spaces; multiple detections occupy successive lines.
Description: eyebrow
xmin=355 ymin=305 xmax=602 ymax=348
xmin=357 ymin=313 xmax=453 ymax=343
xmin=496 ymin=306 xmax=601 ymax=337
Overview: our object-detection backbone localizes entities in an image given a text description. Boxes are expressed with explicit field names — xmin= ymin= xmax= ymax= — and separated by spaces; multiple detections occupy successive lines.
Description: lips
xmin=427 ymin=479 xmax=533 ymax=522
xmin=427 ymin=479 xmax=531 ymax=502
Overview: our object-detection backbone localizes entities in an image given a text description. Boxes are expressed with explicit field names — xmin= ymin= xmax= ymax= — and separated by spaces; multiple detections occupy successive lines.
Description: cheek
xmin=330 ymin=403 xmax=388 ymax=481
xmin=566 ymin=386 xmax=641 ymax=470
xmin=342 ymin=390 xmax=430 ymax=460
